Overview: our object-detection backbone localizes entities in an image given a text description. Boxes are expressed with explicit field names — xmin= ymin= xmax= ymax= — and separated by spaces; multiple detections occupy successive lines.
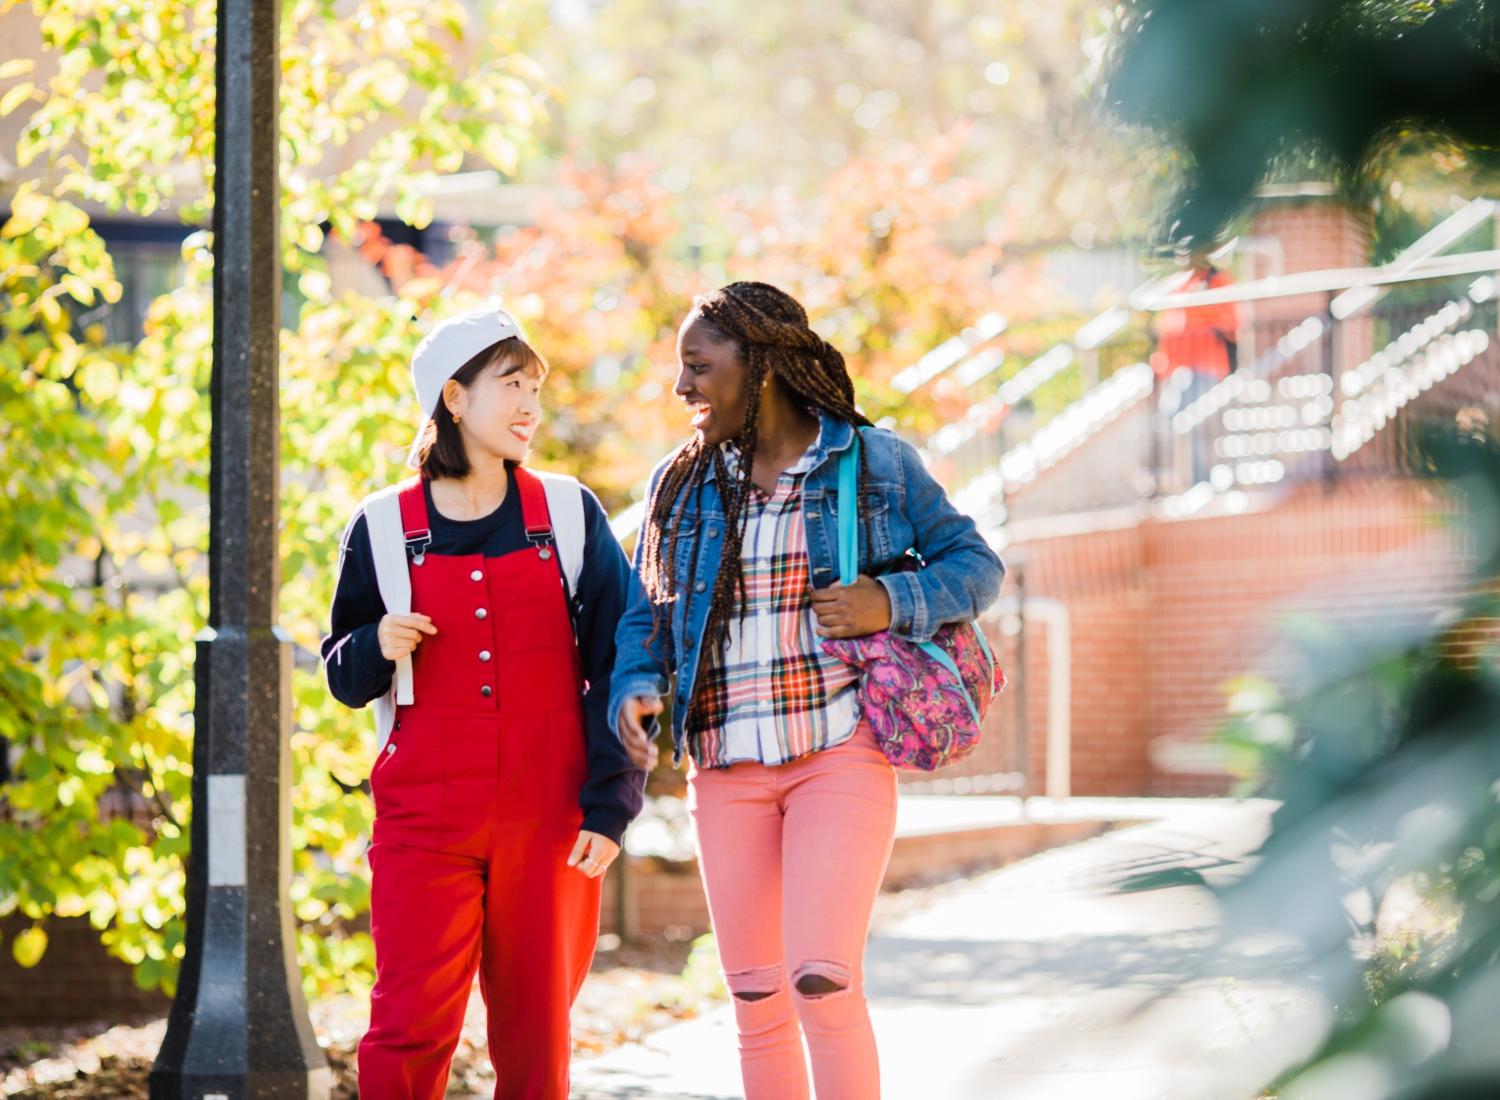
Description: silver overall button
xmin=481 ymin=685 xmax=493 ymax=698
xmin=475 ymin=608 xmax=488 ymax=620
xmin=479 ymin=650 xmax=492 ymax=662
xmin=470 ymin=569 xmax=483 ymax=581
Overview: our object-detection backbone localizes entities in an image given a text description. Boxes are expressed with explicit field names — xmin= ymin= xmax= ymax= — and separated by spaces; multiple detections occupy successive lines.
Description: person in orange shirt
xmin=1151 ymin=253 xmax=1240 ymax=484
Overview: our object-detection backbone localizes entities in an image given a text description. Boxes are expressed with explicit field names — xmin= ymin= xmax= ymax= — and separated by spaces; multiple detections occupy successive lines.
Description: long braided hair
xmin=639 ymin=282 xmax=873 ymax=737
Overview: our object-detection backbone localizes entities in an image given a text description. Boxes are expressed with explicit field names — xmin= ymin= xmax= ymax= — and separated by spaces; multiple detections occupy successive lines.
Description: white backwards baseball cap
xmin=406 ymin=302 xmax=524 ymax=466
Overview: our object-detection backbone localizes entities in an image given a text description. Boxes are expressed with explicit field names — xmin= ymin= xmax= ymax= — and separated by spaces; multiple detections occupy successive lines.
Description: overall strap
xmin=396 ymin=478 xmax=432 ymax=563
xmin=513 ymin=466 xmax=554 ymax=552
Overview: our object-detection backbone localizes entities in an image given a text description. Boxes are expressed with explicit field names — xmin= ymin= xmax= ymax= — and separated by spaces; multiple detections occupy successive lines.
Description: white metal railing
xmin=1168 ymin=199 xmax=1497 ymax=436
xmin=928 ymin=303 xmax=1137 ymax=459
xmin=891 ymin=311 xmax=1008 ymax=394
xmin=996 ymin=363 xmax=1154 ymax=490
xmin=1333 ymin=277 xmax=1497 ymax=461
xmin=941 ymin=197 xmax=1498 ymax=519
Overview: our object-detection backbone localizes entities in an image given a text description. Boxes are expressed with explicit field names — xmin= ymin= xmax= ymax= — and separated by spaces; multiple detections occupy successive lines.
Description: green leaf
xmin=134 ymin=953 xmax=163 ymax=992
xmin=21 ymin=751 xmax=51 ymax=782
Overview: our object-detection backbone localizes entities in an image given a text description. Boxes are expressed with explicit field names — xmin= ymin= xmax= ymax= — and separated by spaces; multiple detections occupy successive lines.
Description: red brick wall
xmin=894 ymin=618 xmax=1046 ymax=794
xmin=1065 ymin=587 xmax=1152 ymax=795
xmin=1146 ymin=479 xmax=1460 ymax=788
xmin=1000 ymin=476 xmax=1467 ymax=797
xmin=881 ymin=819 xmax=1107 ymax=888
xmin=896 ymin=517 xmax=1157 ymax=798
xmin=1246 ymin=195 xmax=1373 ymax=322
xmin=599 ymin=856 xmax=711 ymax=940
xmin=596 ymin=817 xmax=1116 ymax=941
xmin=999 ymin=521 xmax=1154 ymax=797
xmin=0 ymin=913 xmax=168 ymax=1026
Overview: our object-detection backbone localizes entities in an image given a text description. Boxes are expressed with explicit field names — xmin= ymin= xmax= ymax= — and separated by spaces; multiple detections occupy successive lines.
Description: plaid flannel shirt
xmin=687 ymin=437 xmax=860 ymax=768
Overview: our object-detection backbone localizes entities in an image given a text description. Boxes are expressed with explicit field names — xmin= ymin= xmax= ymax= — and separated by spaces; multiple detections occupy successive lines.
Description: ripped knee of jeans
xmin=792 ymin=960 xmax=852 ymax=1000
xmin=727 ymin=963 xmax=784 ymax=1003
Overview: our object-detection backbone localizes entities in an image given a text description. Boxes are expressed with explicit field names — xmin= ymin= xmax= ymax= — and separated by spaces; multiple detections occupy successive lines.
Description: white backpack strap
xmin=361 ymin=483 xmax=415 ymax=708
xmin=536 ymin=472 xmax=586 ymax=596
xmin=372 ymin=692 xmax=396 ymax=753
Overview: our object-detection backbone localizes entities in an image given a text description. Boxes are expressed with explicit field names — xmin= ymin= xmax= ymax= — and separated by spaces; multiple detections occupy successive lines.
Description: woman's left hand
xmin=811 ymin=575 xmax=892 ymax=638
xmin=567 ymin=831 xmax=621 ymax=879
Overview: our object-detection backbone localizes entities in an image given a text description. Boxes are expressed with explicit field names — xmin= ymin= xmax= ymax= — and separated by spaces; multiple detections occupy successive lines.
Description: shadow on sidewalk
xmin=864 ymin=930 xmax=1310 ymax=1009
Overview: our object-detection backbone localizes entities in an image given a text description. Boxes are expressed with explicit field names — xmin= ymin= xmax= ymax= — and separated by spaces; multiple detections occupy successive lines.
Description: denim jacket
xmin=608 ymin=413 xmax=1006 ymax=763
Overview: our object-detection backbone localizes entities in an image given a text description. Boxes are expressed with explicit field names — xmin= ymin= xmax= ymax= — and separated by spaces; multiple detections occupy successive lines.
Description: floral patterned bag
xmin=819 ymin=430 xmax=1005 ymax=770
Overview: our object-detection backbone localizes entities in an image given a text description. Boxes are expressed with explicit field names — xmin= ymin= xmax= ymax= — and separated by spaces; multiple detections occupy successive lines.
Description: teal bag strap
xmin=836 ymin=425 xmax=985 ymax=725
xmin=836 ymin=429 xmax=861 ymax=586
xmin=917 ymin=639 xmax=982 ymax=725
xmin=970 ymin=620 xmax=996 ymax=679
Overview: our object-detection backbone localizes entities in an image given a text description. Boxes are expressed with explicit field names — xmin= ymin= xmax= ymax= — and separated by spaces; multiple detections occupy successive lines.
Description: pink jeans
xmin=688 ymin=723 xmax=898 ymax=1100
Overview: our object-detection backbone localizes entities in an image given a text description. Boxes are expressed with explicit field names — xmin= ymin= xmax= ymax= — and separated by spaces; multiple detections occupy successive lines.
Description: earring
xmin=452 ymin=413 xmax=461 ymax=424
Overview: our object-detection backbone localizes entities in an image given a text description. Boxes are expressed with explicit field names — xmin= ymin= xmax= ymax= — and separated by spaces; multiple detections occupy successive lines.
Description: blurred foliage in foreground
xmin=1206 ymin=426 xmax=1500 ymax=1099
xmin=1108 ymin=0 xmax=1500 ymax=243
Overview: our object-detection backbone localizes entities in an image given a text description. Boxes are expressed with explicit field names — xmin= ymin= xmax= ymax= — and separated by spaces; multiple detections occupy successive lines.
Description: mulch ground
xmin=0 ymin=937 xmax=703 ymax=1099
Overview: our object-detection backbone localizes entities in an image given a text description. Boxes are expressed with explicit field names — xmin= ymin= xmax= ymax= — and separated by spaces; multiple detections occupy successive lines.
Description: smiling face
xmin=675 ymin=314 xmax=751 ymax=447
xmin=445 ymin=356 xmax=544 ymax=465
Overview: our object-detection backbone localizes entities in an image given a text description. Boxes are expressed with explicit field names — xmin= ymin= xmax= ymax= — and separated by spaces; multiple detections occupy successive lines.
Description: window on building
xmin=84 ymin=221 xmax=191 ymax=346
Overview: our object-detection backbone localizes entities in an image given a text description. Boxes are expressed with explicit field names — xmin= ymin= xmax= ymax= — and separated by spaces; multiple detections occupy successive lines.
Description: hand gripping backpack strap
xmin=362 ymin=479 xmax=426 ymax=748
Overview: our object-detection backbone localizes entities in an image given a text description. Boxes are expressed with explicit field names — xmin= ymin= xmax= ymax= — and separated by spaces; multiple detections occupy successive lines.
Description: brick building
xmin=909 ymin=187 xmax=1496 ymax=799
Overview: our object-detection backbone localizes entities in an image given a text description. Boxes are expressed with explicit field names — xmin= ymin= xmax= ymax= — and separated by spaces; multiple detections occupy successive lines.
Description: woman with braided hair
xmin=610 ymin=282 xmax=1003 ymax=1098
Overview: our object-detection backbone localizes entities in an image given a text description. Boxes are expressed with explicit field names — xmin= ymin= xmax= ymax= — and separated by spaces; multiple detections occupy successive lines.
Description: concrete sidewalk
xmin=569 ymin=798 xmax=1318 ymax=1100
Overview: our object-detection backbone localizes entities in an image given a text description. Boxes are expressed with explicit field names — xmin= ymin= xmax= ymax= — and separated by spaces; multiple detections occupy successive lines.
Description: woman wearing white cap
xmin=320 ymin=305 xmax=646 ymax=1099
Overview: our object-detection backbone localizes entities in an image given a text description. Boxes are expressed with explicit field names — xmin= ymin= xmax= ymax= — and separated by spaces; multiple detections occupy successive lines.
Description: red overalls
xmin=358 ymin=470 xmax=602 ymax=1100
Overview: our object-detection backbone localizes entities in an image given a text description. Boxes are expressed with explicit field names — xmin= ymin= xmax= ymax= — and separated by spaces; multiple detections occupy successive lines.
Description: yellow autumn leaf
xmin=0 ymin=81 xmax=34 ymax=117
xmin=60 ymin=273 xmax=96 ymax=306
xmin=2 ymin=183 xmax=46 ymax=238
xmin=12 ymin=925 xmax=47 ymax=968
xmin=481 ymin=127 xmax=519 ymax=176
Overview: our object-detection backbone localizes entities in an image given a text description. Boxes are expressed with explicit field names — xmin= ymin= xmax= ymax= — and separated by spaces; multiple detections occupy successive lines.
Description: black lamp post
xmin=150 ymin=1 xmax=330 ymax=1095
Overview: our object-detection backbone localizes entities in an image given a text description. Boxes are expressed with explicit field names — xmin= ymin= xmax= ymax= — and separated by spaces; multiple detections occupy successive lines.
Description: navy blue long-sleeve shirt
xmin=320 ymin=470 xmax=644 ymax=844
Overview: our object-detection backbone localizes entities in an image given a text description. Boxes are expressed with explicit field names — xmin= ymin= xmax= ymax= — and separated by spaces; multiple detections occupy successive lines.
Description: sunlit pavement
xmin=561 ymin=797 xmax=1321 ymax=1100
